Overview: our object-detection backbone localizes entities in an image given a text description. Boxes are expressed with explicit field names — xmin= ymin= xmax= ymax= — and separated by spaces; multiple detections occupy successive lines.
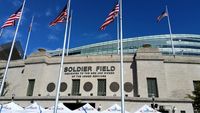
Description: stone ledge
xmin=0 ymin=96 xmax=192 ymax=103
xmin=0 ymin=60 xmax=25 ymax=69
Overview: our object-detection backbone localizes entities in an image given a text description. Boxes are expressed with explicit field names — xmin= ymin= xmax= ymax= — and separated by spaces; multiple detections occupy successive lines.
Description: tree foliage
xmin=187 ymin=82 xmax=200 ymax=112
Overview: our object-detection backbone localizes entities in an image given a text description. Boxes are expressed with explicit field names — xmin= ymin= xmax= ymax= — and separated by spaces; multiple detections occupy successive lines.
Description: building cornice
xmin=0 ymin=96 xmax=192 ymax=103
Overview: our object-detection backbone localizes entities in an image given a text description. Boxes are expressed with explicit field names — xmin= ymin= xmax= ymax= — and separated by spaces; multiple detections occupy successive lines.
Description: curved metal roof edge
xmin=68 ymin=34 xmax=200 ymax=51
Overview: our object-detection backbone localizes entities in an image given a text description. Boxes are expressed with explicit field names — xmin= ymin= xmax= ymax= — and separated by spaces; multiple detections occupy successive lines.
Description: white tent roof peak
xmin=25 ymin=102 xmax=45 ymax=111
xmin=48 ymin=103 xmax=71 ymax=111
xmin=101 ymin=104 xmax=129 ymax=113
xmin=107 ymin=104 xmax=121 ymax=111
xmin=134 ymin=105 xmax=161 ymax=113
xmin=2 ymin=102 xmax=24 ymax=111
xmin=75 ymin=103 xmax=97 ymax=111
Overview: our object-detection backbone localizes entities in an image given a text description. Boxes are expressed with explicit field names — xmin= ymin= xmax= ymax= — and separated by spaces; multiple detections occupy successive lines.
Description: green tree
xmin=187 ymin=82 xmax=200 ymax=112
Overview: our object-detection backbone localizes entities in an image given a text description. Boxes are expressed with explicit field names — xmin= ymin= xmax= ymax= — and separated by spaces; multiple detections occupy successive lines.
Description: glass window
xmin=27 ymin=79 xmax=35 ymax=96
xmin=72 ymin=79 xmax=80 ymax=96
xmin=147 ymin=78 xmax=159 ymax=97
xmin=98 ymin=79 xmax=106 ymax=96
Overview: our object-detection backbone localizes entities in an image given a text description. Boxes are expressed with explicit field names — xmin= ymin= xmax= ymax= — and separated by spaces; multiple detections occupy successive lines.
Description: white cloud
xmin=48 ymin=34 xmax=58 ymax=41
xmin=96 ymin=33 xmax=110 ymax=39
xmin=1 ymin=29 xmax=22 ymax=42
xmin=45 ymin=9 xmax=52 ymax=17
xmin=35 ymin=13 xmax=42 ymax=18
xmin=12 ymin=1 xmax=21 ymax=7
xmin=82 ymin=33 xmax=95 ymax=37
xmin=20 ymin=14 xmax=27 ymax=25
xmin=82 ymin=33 xmax=111 ymax=39
xmin=48 ymin=25 xmax=62 ymax=31
xmin=56 ymin=6 xmax=61 ymax=11
xmin=31 ymin=21 xmax=40 ymax=32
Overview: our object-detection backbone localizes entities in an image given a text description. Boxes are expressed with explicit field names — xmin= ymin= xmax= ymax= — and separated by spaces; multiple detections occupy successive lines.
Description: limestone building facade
xmin=0 ymin=47 xmax=199 ymax=113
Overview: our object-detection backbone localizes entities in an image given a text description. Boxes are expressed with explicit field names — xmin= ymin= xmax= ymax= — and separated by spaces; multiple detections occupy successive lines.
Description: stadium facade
xmin=0 ymin=34 xmax=200 ymax=113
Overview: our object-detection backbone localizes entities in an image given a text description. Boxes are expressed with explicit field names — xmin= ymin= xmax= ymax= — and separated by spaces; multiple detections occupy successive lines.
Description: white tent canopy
xmin=24 ymin=102 xmax=46 ymax=113
xmin=0 ymin=102 xmax=23 ymax=113
xmin=134 ymin=105 xmax=161 ymax=113
xmin=74 ymin=103 xmax=99 ymax=113
xmin=47 ymin=103 xmax=72 ymax=113
xmin=101 ymin=104 xmax=129 ymax=113
xmin=1 ymin=102 xmax=23 ymax=111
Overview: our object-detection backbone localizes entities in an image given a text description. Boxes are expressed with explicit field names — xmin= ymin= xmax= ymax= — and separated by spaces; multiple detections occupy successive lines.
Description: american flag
xmin=157 ymin=10 xmax=168 ymax=22
xmin=1 ymin=6 xmax=22 ymax=29
xmin=100 ymin=3 xmax=119 ymax=30
xmin=49 ymin=4 xmax=68 ymax=26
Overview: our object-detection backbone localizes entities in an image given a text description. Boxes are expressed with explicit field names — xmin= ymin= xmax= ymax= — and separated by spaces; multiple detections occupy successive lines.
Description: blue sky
xmin=0 ymin=0 xmax=200 ymax=55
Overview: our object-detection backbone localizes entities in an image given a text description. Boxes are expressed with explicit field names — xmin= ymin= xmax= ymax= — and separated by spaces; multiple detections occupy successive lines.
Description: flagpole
xmin=117 ymin=12 xmax=120 ymax=54
xmin=166 ymin=5 xmax=175 ymax=56
xmin=0 ymin=29 xmax=3 ymax=38
xmin=23 ymin=16 xmax=34 ymax=60
xmin=53 ymin=0 xmax=71 ymax=113
xmin=119 ymin=0 xmax=125 ymax=113
xmin=66 ymin=10 xmax=73 ymax=56
xmin=0 ymin=0 xmax=26 ymax=96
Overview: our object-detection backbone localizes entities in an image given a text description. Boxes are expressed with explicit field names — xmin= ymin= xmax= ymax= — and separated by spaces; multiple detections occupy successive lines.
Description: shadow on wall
xmin=130 ymin=54 xmax=139 ymax=97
